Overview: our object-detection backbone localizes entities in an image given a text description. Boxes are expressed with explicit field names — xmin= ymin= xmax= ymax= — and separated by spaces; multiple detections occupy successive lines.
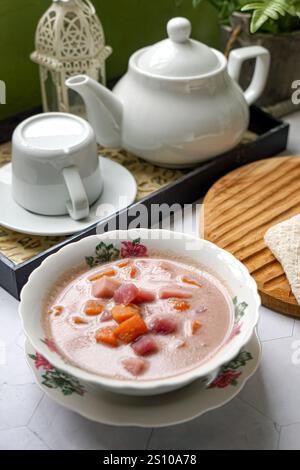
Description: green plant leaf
xmin=294 ymin=2 xmax=300 ymax=17
xmin=242 ymin=0 xmax=298 ymax=32
xmin=221 ymin=350 xmax=253 ymax=372
xmin=85 ymin=242 xmax=120 ymax=268
xmin=41 ymin=370 xmax=85 ymax=396
xmin=190 ymin=0 xmax=300 ymax=31
xmin=233 ymin=298 xmax=248 ymax=323
xmin=85 ymin=256 xmax=95 ymax=268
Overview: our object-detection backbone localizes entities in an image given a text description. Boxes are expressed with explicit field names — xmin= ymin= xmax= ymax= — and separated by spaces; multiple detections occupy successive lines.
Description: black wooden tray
xmin=0 ymin=106 xmax=289 ymax=299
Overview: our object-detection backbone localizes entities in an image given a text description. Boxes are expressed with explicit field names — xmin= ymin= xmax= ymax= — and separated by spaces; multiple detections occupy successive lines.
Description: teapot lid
xmin=136 ymin=17 xmax=220 ymax=78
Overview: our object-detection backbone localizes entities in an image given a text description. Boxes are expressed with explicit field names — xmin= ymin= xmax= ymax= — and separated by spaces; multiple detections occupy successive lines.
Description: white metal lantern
xmin=31 ymin=0 xmax=112 ymax=115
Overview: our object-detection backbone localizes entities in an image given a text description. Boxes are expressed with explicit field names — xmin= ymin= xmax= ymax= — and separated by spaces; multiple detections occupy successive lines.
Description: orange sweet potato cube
xmin=192 ymin=320 xmax=202 ymax=334
xmin=171 ymin=300 xmax=191 ymax=311
xmin=130 ymin=266 xmax=139 ymax=279
xmin=114 ymin=315 xmax=148 ymax=344
xmin=72 ymin=317 xmax=88 ymax=325
xmin=88 ymin=269 xmax=116 ymax=282
xmin=84 ymin=300 xmax=105 ymax=316
xmin=95 ymin=327 xmax=118 ymax=347
xmin=182 ymin=276 xmax=202 ymax=288
xmin=117 ymin=260 xmax=130 ymax=268
xmin=111 ymin=304 xmax=140 ymax=324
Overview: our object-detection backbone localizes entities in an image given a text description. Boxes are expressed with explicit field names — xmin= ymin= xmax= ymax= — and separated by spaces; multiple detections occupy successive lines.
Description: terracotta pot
xmin=221 ymin=12 xmax=300 ymax=106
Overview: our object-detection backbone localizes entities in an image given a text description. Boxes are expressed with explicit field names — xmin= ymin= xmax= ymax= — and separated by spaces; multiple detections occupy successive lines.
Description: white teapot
xmin=66 ymin=17 xmax=270 ymax=168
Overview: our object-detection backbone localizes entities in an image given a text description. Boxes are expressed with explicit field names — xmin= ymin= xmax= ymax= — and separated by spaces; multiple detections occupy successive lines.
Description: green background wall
xmin=0 ymin=0 xmax=219 ymax=120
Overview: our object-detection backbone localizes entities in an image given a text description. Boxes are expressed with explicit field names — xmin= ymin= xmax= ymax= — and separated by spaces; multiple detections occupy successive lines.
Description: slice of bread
xmin=265 ymin=214 xmax=300 ymax=305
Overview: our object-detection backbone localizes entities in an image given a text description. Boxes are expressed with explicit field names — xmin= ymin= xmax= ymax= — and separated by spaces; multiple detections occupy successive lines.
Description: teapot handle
xmin=228 ymin=46 xmax=270 ymax=106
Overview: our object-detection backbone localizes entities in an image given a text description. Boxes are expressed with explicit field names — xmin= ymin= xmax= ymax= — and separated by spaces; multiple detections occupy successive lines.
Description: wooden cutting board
xmin=202 ymin=156 xmax=300 ymax=319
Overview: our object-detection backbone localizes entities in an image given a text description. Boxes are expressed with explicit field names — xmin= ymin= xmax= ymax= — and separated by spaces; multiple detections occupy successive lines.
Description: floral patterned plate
xmin=25 ymin=332 xmax=261 ymax=428
xmin=21 ymin=230 xmax=260 ymax=396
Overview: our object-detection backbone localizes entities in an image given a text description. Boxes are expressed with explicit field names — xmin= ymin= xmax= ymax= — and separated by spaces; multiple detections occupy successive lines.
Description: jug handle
xmin=62 ymin=166 xmax=89 ymax=221
xmin=228 ymin=46 xmax=270 ymax=106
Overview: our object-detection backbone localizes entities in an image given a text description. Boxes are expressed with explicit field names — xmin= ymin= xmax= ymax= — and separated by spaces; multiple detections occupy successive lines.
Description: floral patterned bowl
xmin=19 ymin=229 xmax=260 ymax=396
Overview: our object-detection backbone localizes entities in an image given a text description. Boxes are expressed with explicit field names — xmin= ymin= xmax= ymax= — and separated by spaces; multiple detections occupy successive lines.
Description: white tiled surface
xmin=1 ymin=113 xmax=300 ymax=450
xmin=1 ymin=286 xmax=299 ymax=450
xmin=29 ymin=395 xmax=152 ymax=450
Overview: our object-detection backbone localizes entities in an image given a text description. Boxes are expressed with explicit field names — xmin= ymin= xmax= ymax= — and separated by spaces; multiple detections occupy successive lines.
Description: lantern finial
xmin=31 ymin=0 xmax=112 ymax=115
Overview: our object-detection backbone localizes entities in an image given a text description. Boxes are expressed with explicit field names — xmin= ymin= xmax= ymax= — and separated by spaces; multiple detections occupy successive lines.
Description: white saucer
xmin=0 ymin=157 xmax=137 ymax=236
xmin=25 ymin=332 xmax=261 ymax=428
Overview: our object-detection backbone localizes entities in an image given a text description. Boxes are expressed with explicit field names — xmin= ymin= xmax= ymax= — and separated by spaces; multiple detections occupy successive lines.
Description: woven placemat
xmin=0 ymin=143 xmax=186 ymax=265
xmin=0 ymin=132 xmax=257 ymax=265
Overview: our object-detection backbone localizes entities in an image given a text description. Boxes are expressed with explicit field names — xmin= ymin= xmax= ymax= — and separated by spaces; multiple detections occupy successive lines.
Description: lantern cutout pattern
xmin=31 ymin=0 xmax=112 ymax=116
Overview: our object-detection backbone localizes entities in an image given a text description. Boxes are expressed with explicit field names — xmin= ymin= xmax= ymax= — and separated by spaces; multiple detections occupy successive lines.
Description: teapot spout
xmin=66 ymin=75 xmax=123 ymax=147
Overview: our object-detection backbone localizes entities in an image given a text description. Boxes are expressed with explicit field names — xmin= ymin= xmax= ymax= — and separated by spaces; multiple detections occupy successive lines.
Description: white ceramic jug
xmin=66 ymin=17 xmax=270 ymax=168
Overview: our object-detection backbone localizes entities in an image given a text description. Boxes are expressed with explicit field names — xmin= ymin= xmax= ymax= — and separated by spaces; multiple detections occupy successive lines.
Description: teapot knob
xmin=167 ymin=17 xmax=192 ymax=44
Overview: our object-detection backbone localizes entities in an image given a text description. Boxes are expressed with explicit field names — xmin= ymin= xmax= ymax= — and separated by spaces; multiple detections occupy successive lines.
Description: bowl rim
xmin=19 ymin=229 xmax=261 ymax=393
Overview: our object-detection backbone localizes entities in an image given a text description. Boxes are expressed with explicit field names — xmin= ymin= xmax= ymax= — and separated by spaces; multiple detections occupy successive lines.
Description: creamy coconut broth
xmin=44 ymin=257 xmax=234 ymax=381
